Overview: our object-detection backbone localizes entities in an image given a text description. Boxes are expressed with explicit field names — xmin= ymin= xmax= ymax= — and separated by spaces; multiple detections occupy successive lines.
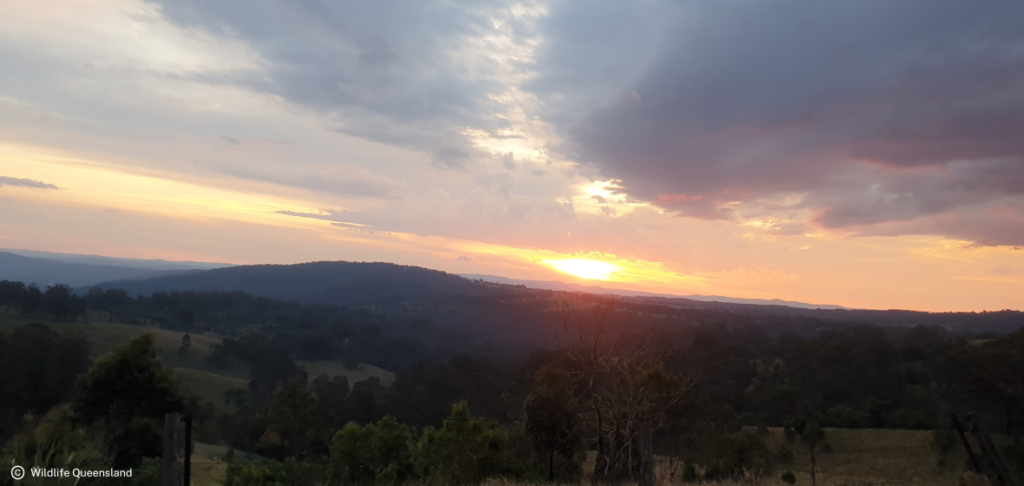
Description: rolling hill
xmin=97 ymin=261 xmax=515 ymax=306
xmin=0 ymin=251 xmax=192 ymax=288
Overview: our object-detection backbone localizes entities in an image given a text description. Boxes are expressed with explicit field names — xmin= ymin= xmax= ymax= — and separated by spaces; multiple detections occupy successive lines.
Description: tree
xmin=719 ymin=432 xmax=774 ymax=485
xmin=556 ymin=298 xmax=689 ymax=483
xmin=0 ymin=405 xmax=111 ymax=479
xmin=412 ymin=401 xmax=511 ymax=484
xmin=43 ymin=284 xmax=85 ymax=321
xmin=524 ymin=367 xmax=579 ymax=482
xmin=799 ymin=420 xmax=825 ymax=486
xmin=329 ymin=416 xmax=412 ymax=485
xmin=314 ymin=374 xmax=351 ymax=425
xmin=20 ymin=284 xmax=42 ymax=314
xmin=75 ymin=334 xmax=184 ymax=467
xmin=0 ymin=280 xmax=27 ymax=307
xmin=179 ymin=333 xmax=192 ymax=355
xmin=260 ymin=377 xmax=328 ymax=459
xmin=0 ymin=324 xmax=90 ymax=439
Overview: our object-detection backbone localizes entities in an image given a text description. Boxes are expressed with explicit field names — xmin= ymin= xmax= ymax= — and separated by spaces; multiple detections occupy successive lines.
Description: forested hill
xmin=95 ymin=260 xmax=1024 ymax=338
xmin=98 ymin=261 xmax=525 ymax=306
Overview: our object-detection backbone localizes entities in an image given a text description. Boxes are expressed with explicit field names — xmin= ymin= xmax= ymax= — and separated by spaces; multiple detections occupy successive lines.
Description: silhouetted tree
xmin=75 ymin=334 xmax=184 ymax=468
xmin=43 ymin=284 xmax=85 ymax=321
xmin=524 ymin=367 xmax=579 ymax=482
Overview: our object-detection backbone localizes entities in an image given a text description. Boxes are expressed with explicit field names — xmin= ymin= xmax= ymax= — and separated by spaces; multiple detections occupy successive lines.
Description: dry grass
xmin=300 ymin=360 xmax=396 ymax=386
xmin=757 ymin=426 xmax=964 ymax=485
xmin=574 ymin=427 xmax=969 ymax=486
xmin=189 ymin=442 xmax=265 ymax=486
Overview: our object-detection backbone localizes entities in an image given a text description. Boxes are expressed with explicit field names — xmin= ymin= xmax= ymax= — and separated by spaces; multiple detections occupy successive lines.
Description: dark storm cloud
xmin=154 ymin=0 xmax=509 ymax=165
xmin=0 ymin=176 xmax=60 ymax=190
xmin=525 ymin=0 xmax=677 ymax=124
xmin=562 ymin=0 xmax=1024 ymax=244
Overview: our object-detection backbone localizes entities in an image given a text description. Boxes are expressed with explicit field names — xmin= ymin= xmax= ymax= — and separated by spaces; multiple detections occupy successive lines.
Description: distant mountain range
xmin=0 ymin=249 xmax=232 ymax=287
xmin=461 ymin=274 xmax=852 ymax=310
xmin=3 ymin=250 xmax=1022 ymax=337
xmin=2 ymin=249 xmax=845 ymax=310
xmin=0 ymin=252 xmax=189 ymax=287
xmin=1 ymin=248 xmax=232 ymax=271
xmin=74 ymin=258 xmax=847 ymax=311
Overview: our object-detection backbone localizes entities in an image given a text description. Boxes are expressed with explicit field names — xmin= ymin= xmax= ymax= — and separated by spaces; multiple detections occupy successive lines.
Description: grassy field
xmin=188 ymin=430 xmax=980 ymax=486
xmin=300 ymin=360 xmax=396 ymax=386
xmin=191 ymin=442 xmax=267 ymax=486
xmin=750 ymin=427 xmax=963 ymax=485
xmin=0 ymin=310 xmax=222 ymax=370
xmin=576 ymin=427 xmax=969 ymax=486
xmin=2 ymin=311 xmax=394 ymax=402
xmin=172 ymin=367 xmax=250 ymax=412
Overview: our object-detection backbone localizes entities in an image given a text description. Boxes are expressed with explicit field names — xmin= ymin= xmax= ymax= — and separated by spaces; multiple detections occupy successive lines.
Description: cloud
xmin=0 ymin=176 xmax=59 ymax=190
xmin=152 ymin=0 xmax=527 ymax=168
xmin=849 ymin=200 xmax=1024 ymax=247
xmin=560 ymin=0 xmax=1024 ymax=245
xmin=215 ymin=161 xmax=408 ymax=199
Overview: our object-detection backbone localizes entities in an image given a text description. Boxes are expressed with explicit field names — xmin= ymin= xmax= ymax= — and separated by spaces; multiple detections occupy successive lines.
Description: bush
xmin=826 ymin=405 xmax=869 ymax=428
xmin=682 ymin=463 xmax=698 ymax=482
xmin=329 ymin=416 xmax=412 ymax=485
xmin=412 ymin=401 xmax=513 ymax=484
xmin=781 ymin=470 xmax=797 ymax=484
xmin=224 ymin=459 xmax=326 ymax=486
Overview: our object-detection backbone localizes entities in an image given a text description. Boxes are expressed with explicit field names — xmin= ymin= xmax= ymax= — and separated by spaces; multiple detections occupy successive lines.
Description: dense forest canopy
xmin=1 ymin=275 xmax=1022 ymax=484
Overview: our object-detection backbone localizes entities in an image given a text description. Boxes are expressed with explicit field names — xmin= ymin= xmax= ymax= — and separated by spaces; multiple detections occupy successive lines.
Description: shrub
xmin=224 ymin=459 xmax=326 ymax=486
xmin=329 ymin=416 xmax=413 ymax=485
xmin=412 ymin=401 xmax=512 ymax=484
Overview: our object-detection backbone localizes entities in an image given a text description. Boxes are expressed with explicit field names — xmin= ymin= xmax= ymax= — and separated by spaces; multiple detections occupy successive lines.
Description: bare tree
xmin=556 ymin=296 xmax=691 ymax=484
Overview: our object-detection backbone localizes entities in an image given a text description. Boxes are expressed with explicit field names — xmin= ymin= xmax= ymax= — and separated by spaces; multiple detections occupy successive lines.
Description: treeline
xmin=0 ymin=281 xmax=86 ymax=320
xmin=663 ymin=321 xmax=1024 ymax=435
xmin=0 ymin=280 xmax=476 ymax=371
xmin=0 ymin=323 xmax=91 ymax=438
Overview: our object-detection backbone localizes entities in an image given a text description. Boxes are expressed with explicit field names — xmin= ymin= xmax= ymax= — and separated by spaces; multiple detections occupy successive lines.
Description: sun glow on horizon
xmin=542 ymin=258 xmax=622 ymax=280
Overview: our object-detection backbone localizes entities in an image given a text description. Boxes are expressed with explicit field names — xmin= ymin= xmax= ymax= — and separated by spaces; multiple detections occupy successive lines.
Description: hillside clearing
xmin=300 ymin=360 xmax=396 ymax=386
xmin=172 ymin=367 xmax=250 ymax=412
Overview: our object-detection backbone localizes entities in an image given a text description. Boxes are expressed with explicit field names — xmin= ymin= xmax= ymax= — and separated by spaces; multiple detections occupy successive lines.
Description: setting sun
xmin=542 ymin=258 xmax=622 ymax=280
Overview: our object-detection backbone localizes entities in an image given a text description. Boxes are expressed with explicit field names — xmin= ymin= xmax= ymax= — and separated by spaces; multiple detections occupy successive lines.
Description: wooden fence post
xmin=163 ymin=413 xmax=182 ymax=486
xmin=183 ymin=415 xmax=193 ymax=486
xmin=639 ymin=421 xmax=654 ymax=486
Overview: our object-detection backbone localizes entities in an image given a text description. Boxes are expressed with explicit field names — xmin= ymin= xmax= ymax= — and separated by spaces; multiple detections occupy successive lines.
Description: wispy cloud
xmin=215 ymin=162 xmax=409 ymax=199
xmin=0 ymin=176 xmax=59 ymax=190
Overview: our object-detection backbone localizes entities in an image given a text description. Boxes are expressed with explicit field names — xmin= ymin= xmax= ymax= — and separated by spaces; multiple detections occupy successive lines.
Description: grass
xmin=2 ymin=310 xmax=394 ymax=405
xmin=190 ymin=442 xmax=267 ymax=486
xmin=172 ymin=368 xmax=250 ymax=413
xmin=575 ymin=427 xmax=969 ymax=486
xmin=300 ymin=360 xmax=396 ymax=386
xmin=0 ymin=310 xmax=222 ymax=370
xmin=751 ymin=427 xmax=964 ymax=485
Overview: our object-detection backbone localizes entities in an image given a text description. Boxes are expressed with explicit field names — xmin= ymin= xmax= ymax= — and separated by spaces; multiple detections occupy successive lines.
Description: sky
xmin=1 ymin=0 xmax=1023 ymax=311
